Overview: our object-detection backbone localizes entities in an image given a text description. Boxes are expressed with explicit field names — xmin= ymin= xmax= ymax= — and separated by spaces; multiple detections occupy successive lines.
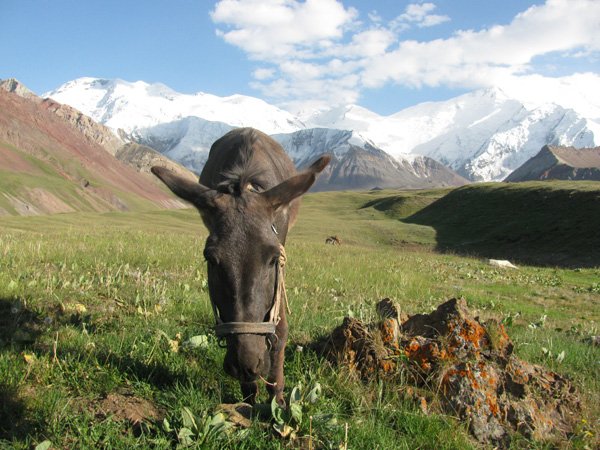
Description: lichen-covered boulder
xmin=322 ymin=298 xmax=580 ymax=444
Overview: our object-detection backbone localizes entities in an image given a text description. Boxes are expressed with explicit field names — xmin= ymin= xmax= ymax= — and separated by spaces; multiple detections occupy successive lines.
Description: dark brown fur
xmin=151 ymin=128 xmax=329 ymax=406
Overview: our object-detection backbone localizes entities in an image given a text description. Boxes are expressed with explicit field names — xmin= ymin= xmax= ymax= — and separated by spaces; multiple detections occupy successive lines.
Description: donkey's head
xmin=151 ymin=156 xmax=330 ymax=382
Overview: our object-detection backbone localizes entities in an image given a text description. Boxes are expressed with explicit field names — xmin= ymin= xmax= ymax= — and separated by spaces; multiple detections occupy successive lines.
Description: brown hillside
xmin=115 ymin=142 xmax=198 ymax=184
xmin=0 ymin=82 xmax=187 ymax=215
xmin=505 ymin=145 xmax=600 ymax=182
xmin=308 ymin=145 xmax=469 ymax=191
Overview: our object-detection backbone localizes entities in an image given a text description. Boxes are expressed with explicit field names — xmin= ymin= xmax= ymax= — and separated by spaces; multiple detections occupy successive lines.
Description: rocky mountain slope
xmin=44 ymin=77 xmax=600 ymax=184
xmin=126 ymin=112 xmax=469 ymax=191
xmin=505 ymin=145 xmax=600 ymax=182
xmin=115 ymin=142 xmax=198 ymax=184
xmin=0 ymin=80 xmax=187 ymax=216
xmin=274 ymin=128 xmax=468 ymax=191
xmin=306 ymin=89 xmax=600 ymax=182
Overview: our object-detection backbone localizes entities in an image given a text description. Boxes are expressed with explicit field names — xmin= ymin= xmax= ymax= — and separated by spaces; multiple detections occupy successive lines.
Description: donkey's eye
xmin=269 ymin=255 xmax=279 ymax=267
xmin=203 ymin=249 xmax=218 ymax=266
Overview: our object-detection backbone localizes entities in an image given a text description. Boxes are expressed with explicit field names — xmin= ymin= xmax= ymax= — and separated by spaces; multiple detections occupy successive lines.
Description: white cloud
xmin=362 ymin=0 xmax=600 ymax=90
xmin=396 ymin=3 xmax=450 ymax=28
xmin=253 ymin=68 xmax=276 ymax=80
xmin=211 ymin=0 xmax=600 ymax=112
xmin=211 ymin=0 xmax=358 ymax=60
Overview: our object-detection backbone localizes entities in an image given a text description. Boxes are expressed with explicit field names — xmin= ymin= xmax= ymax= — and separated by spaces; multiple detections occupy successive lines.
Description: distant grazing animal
xmin=151 ymin=128 xmax=330 ymax=407
xmin=326 ymin=236 xmax=342 ymax=245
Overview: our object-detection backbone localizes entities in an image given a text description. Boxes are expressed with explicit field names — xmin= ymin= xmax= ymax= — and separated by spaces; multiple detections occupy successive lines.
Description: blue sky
xmin=2 ymin=0 xmax=598 ymax=115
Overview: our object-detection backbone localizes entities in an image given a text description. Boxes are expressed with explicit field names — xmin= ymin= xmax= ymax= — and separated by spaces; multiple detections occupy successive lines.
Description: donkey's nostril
xmin=241 ymin=358 xmax=264 ymax=381
xmin=254 ymin=358 xmax=264 ymax=375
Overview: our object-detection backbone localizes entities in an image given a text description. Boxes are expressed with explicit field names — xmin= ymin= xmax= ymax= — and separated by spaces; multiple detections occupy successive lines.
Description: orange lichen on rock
xmin=320 ymin=297 xmax=581 ymax=445
xmin=404 ymin=337 xmax=443 ymax=372
xmin=378 ymin=318 xmax=400 ymax=348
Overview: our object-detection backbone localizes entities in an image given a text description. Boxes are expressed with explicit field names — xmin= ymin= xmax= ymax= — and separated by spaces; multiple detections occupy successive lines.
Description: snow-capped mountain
xmin=44 ymin=77 xmax=600 ymax=183
xmin=124 ymin=116 xmax=236 ymax=174
xmin=273 ymin=128 xmax=469 ymax=190
xmin=45 ymin=77 xmax=303 ymax=135
xmin=304 ymin=88 xmax=600 ymax=181
xmin=273 ymin=127 xmax=374 ymax=167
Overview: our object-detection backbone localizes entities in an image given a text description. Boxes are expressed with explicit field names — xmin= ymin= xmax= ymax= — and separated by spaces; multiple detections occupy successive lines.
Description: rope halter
xmin=210 ymin=242 xmax=290 ymax=344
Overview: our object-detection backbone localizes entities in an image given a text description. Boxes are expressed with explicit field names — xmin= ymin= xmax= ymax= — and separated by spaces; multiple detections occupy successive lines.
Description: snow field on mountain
xmin=45 ymin=77 xmax=600 ymax=182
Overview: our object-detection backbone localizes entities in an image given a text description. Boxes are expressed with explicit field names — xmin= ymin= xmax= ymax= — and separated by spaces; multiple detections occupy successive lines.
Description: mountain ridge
xmin=0 ymin=80 xmax=188 ymax=215
xmin=505 ymin=145 xmax=600 ymax=182
xmin=43 ymin=77 xmax=600 ymax=183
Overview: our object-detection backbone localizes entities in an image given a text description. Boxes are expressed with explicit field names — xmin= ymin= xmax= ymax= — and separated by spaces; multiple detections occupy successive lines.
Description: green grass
xmin=0 ymin=185 xmax=599 ymax=449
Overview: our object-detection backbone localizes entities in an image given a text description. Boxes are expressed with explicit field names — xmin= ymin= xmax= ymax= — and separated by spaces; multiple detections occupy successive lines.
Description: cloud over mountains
xmin=210 ymin=0 xmax=600 ymax=112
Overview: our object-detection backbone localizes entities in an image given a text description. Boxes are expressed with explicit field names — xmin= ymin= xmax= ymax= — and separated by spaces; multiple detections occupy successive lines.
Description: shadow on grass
xmin=403 ymin=183 xmax=600 ymax=268
xmin=0 ymin=296 xmax=45 ymax=346
xmin=52 ymin=326 xmax=240 ymax=405
xmin=0 ymin=292 xmax=246 ymax=444
xmin=0 ymin=385 xmax=28 ymax=441
xmin=0 ymin=297 xmax=46 ymax=441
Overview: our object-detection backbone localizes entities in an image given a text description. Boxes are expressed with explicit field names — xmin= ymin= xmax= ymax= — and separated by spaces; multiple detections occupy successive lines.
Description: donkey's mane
xmin=217 ymin=129 xmax=268 ymax=195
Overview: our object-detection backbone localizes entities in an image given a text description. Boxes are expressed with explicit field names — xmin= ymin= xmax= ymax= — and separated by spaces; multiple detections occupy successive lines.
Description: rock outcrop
xmin=505 ymin=145 xmax=600 ymax=182
xmin=0 ymin=78 xmax=39 ymax=101
xmin=41 ymin=100 xmax=123 ymax=155
xmin=321 ymin=298 xmax=580 ymax=445
xmin=115 ymin=142 xmax=198 ymax=182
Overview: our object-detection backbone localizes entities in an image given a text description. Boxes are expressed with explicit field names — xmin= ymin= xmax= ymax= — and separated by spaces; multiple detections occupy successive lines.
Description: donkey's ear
xmin=151 ymin=166 xmax=219 ymax=210
xmin=261 ymin=155 xmax=331 ymax=212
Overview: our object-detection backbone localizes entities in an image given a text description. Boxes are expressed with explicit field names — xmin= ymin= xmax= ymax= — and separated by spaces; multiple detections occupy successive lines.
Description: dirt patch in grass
xmin=79 ymin=390 xmax=165 ymax=434
xmin=318 ymin=298 xmax=584 ymax=447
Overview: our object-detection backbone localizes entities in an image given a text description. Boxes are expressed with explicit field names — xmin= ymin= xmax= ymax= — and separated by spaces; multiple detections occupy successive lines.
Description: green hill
xmin=404 ymin=181 xmax=600 ymax=267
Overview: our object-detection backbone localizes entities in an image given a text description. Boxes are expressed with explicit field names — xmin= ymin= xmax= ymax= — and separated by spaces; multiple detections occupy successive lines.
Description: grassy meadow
xmin=0 ymin=184 xmax=599 ymax=449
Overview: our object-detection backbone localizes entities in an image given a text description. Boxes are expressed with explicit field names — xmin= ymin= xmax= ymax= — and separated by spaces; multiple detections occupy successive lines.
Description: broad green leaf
xmin=162 ymin=418 xmax=172 ymax=433
xmin=288 ymin=386 xmax=301 ymax=405
xmin=208 ymin=412 xmax=227 ymax=426
xmin=181 ymin=407 xmax=197 ymax=432
xmin=306 ymin=382 xmax=322 ymax=404
xmin=289 ymin=402 xmax=303 ymax=424
xmin=208 ymin=420 xmax=234 ymax=438
xmin=312 ymin=413 xmax=338 ymax=430
xmin=35 ymin=441 xmax=52 ymax=450
xmin=183 ymin=335 xmax=209 ymax=349
xmin=271 ymin=397 xmax=286 ymax=424
xmin=273 ymin=422 xmax=294 ymax=437
xmin=177 ymin=427 xmax=195 ymax=446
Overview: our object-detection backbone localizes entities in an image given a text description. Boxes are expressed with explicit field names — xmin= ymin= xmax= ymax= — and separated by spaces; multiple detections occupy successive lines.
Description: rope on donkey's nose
xmin=211 ymin=244 xmax=289 ymax=338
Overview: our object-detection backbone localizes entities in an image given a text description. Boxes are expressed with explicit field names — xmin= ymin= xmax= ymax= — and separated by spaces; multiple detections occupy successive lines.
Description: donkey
xmin=151 ymin=128 xmax=330 ymax=407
